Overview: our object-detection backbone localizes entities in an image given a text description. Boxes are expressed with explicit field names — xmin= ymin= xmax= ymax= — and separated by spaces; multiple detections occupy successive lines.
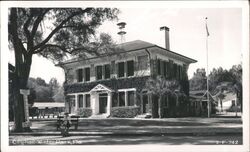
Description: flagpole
xmin=206 ymin=17 xmax=210 ymax=118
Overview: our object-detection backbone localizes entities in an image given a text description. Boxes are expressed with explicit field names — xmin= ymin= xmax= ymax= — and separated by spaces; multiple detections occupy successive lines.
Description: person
xmin=63 ymin=113 xmax=71 ymax=128
xmin=61 ymin=113 xmax=71 ymax=137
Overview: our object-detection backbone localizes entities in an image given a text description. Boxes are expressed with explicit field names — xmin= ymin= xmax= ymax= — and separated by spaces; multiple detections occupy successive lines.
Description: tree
xmin=146 ymin=76 xmax=179 ymax=118
xmin=49 ymin=78 xmax=60 ymax=97
xmin=9 ymin=8 xmax=119 ymax=132
xmin=189 ymin=68 xmax=207 ymax=91
xmin=209 ymin=65 xmax=242 ymax=116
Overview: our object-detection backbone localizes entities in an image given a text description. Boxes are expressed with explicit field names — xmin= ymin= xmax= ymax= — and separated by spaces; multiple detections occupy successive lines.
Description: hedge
xmin=110 ymin=106 xmax=140 ymax=118
xmin=77 ymin=108 xmax=92 ymax=117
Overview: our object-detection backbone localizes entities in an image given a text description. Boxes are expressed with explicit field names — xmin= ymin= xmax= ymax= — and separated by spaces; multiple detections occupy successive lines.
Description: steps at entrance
xmin=89 ymin=114 xmax=109 ymax=119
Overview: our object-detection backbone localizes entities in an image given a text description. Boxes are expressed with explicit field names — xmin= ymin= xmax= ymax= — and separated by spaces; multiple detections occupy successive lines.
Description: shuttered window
xmin=118 ymin=62 xmax=125 ymax=77
xmin=104 ymin=64 xmax=111 ymax=79
xmin=157 ymin=59 xmax=161 ymax=75
xmin=127 ymin=60 xmax=134 ymax=76
xmin=96 ymin=65 xmax=103 ymax=80
xmin=85 ymin=67 xmax=90 ymax=82
xmin=77 ymin=69 xmax=83 ymax=82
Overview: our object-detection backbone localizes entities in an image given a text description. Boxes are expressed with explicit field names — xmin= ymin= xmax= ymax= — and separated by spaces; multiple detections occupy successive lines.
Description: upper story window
xmin=77 ymin=69 xmax=83 ymax=82
xmin=104 ymin=64 xmax=111 ymax=79
xmin=127 ymin=60 xmax=134 ymax=77
xmin=85 ymin=67 xmax=90 ymax=82
xmin=138 ymin=55 xmax=148 ymax=70
xmin=118 ymin=62 xmax=125 ymax=78
xmin=157 ymin=59 xmax=161 ymax=75
xmin=96 ymin=65 xmax=103 ymax=80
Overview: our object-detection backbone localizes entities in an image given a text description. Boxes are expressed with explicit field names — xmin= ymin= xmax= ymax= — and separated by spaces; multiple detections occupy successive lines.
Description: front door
xmin=99 ymin=93 xmax=107 ymax=114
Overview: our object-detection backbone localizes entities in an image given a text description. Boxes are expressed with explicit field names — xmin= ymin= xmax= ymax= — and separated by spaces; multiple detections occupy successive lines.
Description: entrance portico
xmin=90 ymin=84 xmax=113 ymax=116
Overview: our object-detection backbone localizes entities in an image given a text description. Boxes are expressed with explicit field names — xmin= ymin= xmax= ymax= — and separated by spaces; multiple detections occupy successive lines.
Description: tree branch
xmin=30 ymin=8 xmax=51 ymax=40
xmin=9 ymin=8 xmax=28 ymax=60
xmin=32 ymin=8 xmax=93 ymax=52
xmin=33 ymin=43 xmax=100 ymax=57
xmin=23 ymin=12 xmax=34 ymax=51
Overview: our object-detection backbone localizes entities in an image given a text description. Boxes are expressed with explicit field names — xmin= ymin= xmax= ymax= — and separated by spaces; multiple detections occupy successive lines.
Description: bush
xmin=77 ymin=108 xmax=92 ymax=117
xmin=110 ymin=106 xmax=140 ymax=118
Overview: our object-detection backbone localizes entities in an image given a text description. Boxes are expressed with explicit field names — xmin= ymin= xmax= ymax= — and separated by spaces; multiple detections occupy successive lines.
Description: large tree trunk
xmin=13 ymin=58 xmax=32 ymax=132
xmin=10 ymin=8 xmax=33 ymax=132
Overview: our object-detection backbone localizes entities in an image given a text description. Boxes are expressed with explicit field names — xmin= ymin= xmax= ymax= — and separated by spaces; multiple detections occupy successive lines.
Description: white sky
xmin=9 ymin=8 xmax=242 ymax=84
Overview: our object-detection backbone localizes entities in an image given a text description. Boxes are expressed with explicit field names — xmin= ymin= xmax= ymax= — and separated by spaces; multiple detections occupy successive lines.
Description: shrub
xmin=77 ymin=108 xmax=92 ymax=117
xmin=110 ymin=106 xmax=140 ymax=118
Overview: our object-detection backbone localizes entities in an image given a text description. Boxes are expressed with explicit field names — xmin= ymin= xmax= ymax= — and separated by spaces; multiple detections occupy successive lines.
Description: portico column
xmin=125 ymin=91 xmax=128 ymax=107
xmin=107 ymin=92 xmax=112 ymax=115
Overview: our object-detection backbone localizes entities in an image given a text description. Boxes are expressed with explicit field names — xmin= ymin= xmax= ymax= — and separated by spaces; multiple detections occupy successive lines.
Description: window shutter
xmin=90 ymin=64 xmax=95 ymax=80
xmin=160 ymin=60 xmax=164 ymax=76
xmin=116 ymin=63 xmax=118 ymax=77
xmin=124 ymin=61 xmax=127 ymax=77
xmin=74 ymin=69 xmax=78 ymax=83
xmin=82 ymin=68 xmax=85 ymax=82
xmin=111 ymin=61 xmax=115 ymax=75
xmin=95 ymin=66 xmax=97 ymax=80
xmin=134 ymin=60 xmax=138 ymax=72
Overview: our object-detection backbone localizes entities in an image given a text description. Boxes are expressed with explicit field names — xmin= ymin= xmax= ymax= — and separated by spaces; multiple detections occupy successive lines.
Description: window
xmin=104 ymin=64 xmax=111 ymax=79
xmin=77 ymin=69 xmax=83 ymax=82
xmin=78 ymin=95 xmax=83 ymax=108
xmin=163 ymin=61 xmax=167 ymax=77
xmin=96 ymin=65 xmax=103 ymax=80
xmin=127 ymin=60 xmax=134 ymax=76
xmin=118 ymin=62 xmax=125 ymax=77
xmin=128 ymin=91 xmax=135 ymax=106
xmin=157 ymin=59 xmax=161 ymax=75
xmin=118 ymin=92 xmax=125 ymax=106
xmin=85 ymin=67 xmax=90 ymax=82
xmin=138 ymin=55 xmax=148 ymax=70
xmin=173 ymin=63 xmax=177 ymax=78
xmin=85 ymin=94 xmax=91 ymax=107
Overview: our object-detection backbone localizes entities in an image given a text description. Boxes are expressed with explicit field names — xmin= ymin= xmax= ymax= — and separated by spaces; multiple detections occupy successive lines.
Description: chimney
xmin=160 ymin=26 xmax=170 ymax=50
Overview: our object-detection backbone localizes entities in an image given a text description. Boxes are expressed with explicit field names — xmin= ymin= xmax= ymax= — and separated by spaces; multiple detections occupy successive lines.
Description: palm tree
xmin=146 ymin=76 xmax=179 ymax=118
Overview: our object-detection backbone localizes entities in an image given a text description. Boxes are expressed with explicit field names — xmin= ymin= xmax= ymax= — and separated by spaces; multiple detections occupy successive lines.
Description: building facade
xmin=58 ymin=40 xmax=196 ymax=118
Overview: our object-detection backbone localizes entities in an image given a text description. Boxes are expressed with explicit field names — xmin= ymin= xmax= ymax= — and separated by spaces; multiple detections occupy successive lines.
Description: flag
xmin=205 ymin=17 xmax=210 ymax=37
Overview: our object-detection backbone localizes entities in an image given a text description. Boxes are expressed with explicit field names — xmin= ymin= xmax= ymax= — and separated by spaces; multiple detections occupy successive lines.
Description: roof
xmin=118 ymin=40 xmax=155 ymax=51
xmin=189 ymin=90 xmax=216 ymax=102
xmin=58 ymin=40 xmax=197 ymax=65
xmin=32 ymin=102 xmax=65 ymax=109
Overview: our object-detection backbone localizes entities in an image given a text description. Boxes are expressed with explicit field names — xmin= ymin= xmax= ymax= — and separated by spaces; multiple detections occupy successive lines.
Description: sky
xmin=9 ymin=7 xmax=243 ymax=84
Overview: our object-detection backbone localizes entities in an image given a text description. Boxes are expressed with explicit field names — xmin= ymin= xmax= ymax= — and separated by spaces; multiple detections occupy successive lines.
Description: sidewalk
xmin=9 ymin=117 xmax=242 ymax=136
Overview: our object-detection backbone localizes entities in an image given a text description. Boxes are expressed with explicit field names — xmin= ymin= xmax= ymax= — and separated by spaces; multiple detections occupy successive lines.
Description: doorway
xmin=99 ymin=93 xmax=108 ymax=114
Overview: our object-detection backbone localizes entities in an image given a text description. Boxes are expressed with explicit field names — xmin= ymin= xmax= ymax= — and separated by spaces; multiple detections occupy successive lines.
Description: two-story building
xmin=57 ymin=30 xmax=197 ymax=118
